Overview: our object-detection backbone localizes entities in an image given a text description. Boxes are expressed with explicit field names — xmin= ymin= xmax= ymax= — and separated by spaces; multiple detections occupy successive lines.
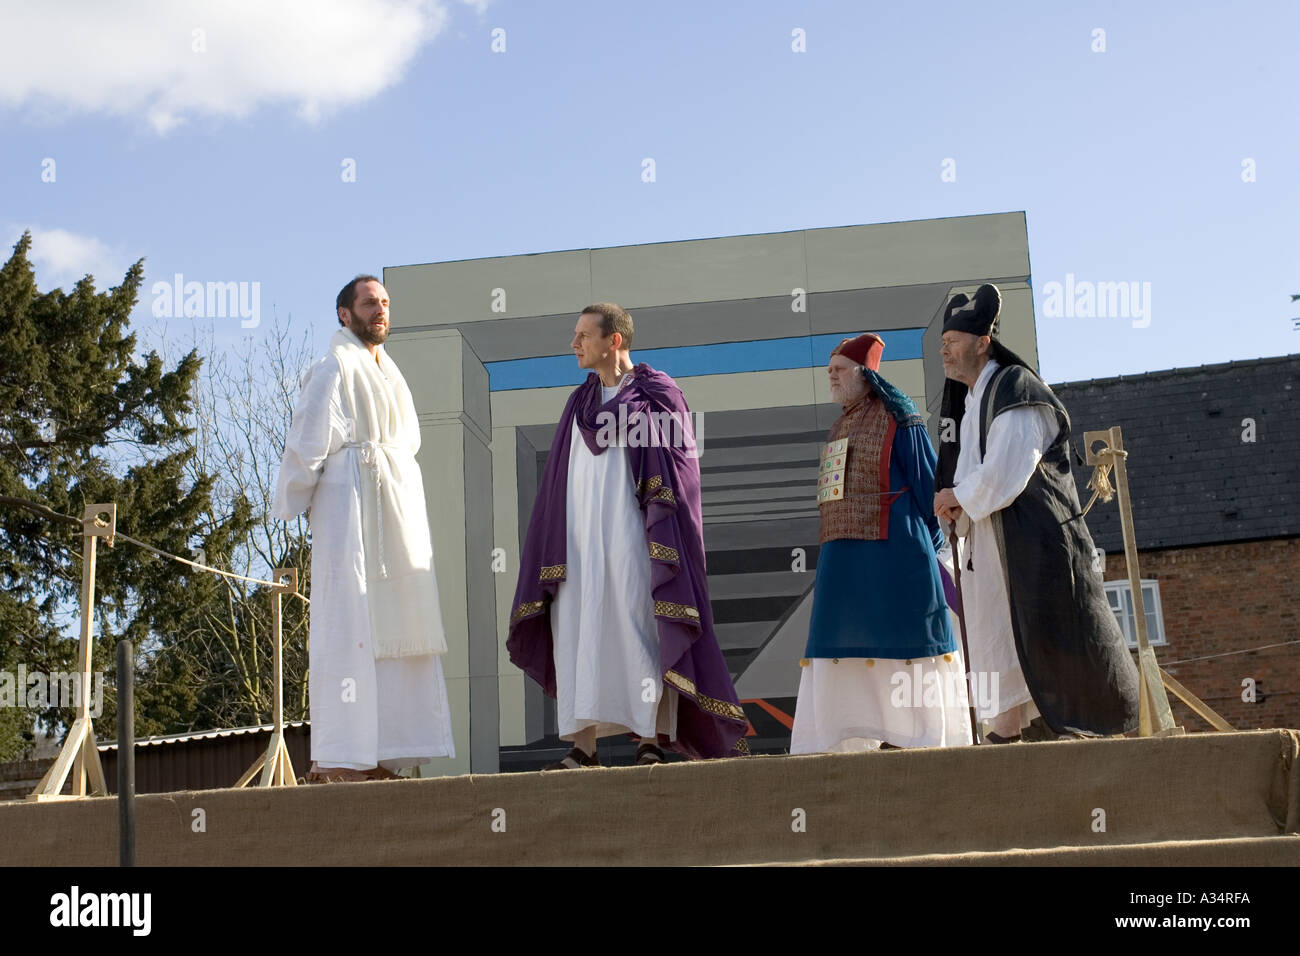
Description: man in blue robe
xmin=790 ymin=333 xmax=975 ymax=753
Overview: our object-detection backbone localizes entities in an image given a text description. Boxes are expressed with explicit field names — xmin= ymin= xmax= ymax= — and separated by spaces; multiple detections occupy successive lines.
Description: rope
xmin=0 ymin=494 xmax=308 ymax=603
xmin=1062 ymin=447 xmax=1297 ymax=671
xmin=1162 ymin=639 xmax=1300 ymax=666
xmin=1080 ymin=445 xmax=1126 ymax=517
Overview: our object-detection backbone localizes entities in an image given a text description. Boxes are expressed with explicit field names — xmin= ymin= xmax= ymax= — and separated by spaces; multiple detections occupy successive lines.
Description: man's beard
xmin=347 ymin=311 xmax=388 ymax=346
xmin=944 ymin=355 xmax=976 ymax=385
xmin=832 ymin=381 xmax=865 ymax=405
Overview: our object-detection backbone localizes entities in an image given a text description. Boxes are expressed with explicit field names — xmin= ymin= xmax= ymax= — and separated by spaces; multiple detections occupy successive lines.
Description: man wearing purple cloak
xmin=507 ymin=303 xmax=749 ymax=768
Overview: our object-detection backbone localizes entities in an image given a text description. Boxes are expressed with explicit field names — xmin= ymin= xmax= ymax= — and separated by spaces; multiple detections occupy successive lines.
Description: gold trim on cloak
xmin=654 ymin=600 xmax=700 ymax=620
xmin=510 ymin=600 xmax=544 ymax=625
xmin=633 ymin=475 xmax=677 ymax=506
xmin=664 ymin=669 xmax=747 ymax=723
xmin=649 ymin=542 xmax=680 ymax=563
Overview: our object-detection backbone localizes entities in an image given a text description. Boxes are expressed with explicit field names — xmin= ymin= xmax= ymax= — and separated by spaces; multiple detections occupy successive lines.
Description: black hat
xmin=942 ymin=283 xmax=1002 ymax=337
xmin=934 ymin=281 xmax=1037 ymax=492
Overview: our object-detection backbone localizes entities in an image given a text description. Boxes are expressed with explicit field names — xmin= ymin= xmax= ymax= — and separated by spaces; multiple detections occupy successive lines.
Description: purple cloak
xmin=506 ymin=363 xmax=749 ymax=759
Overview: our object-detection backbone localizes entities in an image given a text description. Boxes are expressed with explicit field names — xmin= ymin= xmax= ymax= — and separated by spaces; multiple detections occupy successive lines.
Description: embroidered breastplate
xmin=817 ymin=438 xmax=849 ymax=504
xmin=817 ymin=397 xmax=897 ymax=543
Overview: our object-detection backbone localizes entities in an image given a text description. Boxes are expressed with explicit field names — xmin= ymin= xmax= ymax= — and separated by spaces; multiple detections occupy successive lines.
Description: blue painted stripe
xmin=486 ymin=329 xmax=925 ymax=392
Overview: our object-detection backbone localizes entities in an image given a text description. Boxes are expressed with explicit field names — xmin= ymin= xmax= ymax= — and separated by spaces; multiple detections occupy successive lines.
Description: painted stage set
xmin=6 ymin=214 xmax=1297 ymax=866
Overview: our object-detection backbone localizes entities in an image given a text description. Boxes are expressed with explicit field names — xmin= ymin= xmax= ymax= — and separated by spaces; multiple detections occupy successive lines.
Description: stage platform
xmin=2 ymin=730 xmax=1297 ymax=866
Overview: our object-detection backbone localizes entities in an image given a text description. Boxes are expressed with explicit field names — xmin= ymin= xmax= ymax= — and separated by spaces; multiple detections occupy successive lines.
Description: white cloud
xmin=6 ymin=226 xmax=130 ymax=290
xmin=0 ymin=0 xmax=488 ymax=134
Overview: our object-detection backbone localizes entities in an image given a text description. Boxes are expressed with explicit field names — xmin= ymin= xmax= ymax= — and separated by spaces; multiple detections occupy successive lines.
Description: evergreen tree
xmin=0 ymin=231 xmax=257 ymax=756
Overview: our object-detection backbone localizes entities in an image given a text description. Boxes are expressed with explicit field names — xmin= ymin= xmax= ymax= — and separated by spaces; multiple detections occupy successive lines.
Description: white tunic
xmin=951 ymin=360 xmax=1058 ymax=721
xmin=790 ymin=649 xmax=973 ymax=754
xmin=550 ymin=379 xmax=678 ymax=742
xmin=271 ymin=346 xmax=455 ymax=771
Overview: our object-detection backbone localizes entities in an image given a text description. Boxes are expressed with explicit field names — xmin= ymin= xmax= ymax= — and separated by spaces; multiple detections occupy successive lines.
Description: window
xmin=1103 ymin=579 xmax=1166 ymax=648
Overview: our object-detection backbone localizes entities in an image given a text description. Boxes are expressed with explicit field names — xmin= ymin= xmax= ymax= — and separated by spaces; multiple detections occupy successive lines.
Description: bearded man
xmin=933 ymin=284 xmax=1139 ymax=742
xmin=791 ymin=333 xmax=972 ymax=754
xmin=272 ymin=275 xmax=455 ymax=782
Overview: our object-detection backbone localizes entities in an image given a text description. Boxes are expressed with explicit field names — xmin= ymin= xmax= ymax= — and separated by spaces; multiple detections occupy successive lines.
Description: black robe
xmin=939 ymin=361 xmax=1141 ymax=737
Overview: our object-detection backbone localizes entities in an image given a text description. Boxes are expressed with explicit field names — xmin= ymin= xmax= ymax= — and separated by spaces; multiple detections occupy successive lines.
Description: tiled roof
xmin=1052 ymin=353 xmax=1299 ymax=551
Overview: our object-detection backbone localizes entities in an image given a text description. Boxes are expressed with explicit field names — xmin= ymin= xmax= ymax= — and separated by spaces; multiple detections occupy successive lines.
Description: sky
xmin=2 ymin=0 xmax=1297 ymax=385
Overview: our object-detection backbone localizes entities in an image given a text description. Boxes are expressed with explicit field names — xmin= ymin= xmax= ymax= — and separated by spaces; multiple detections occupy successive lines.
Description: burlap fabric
xmin=1 ymin=730 xmax=1295 ymax=866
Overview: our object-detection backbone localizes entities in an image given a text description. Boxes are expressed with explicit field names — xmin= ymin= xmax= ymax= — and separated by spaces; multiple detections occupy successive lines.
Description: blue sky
xmin=3 ymin=0 xmax=1297 ymax=384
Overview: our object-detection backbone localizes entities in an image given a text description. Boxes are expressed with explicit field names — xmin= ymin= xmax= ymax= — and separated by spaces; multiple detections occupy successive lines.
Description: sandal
xmin=635 ymin=741 xmax=665 ymax=765
xmin=541 ymin=746 xmax=600 ymax=771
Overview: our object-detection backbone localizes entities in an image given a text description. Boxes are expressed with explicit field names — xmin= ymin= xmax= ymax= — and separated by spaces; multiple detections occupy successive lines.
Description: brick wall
xmin=1103 ymin=537 xmax=1299 ymax=732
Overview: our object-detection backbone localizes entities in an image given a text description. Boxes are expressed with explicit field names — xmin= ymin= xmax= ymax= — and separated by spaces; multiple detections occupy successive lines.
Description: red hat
xmin=830 ymin=333 xmax=884 ymax=371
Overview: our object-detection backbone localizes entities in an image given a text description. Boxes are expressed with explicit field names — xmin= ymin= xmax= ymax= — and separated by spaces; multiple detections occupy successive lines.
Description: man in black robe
xmin=932 ymin=284 xmax=1140 ymax=742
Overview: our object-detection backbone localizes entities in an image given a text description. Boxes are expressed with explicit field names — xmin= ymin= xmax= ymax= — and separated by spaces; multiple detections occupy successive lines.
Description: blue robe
xmin=805 ymin=420 xmax=956 ymax=660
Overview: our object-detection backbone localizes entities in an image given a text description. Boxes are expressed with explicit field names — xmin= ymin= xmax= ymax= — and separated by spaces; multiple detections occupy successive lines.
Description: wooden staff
xmin=947 ymin=523 xmax=982 ymax=745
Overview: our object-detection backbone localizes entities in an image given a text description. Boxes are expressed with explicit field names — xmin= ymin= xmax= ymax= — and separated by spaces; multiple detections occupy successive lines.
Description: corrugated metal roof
xmin=4 ymin=723 xmax=315 ymax=797
xmin=97 ymin=720 xmax=309 ymax=751
xmin=97 ymin=723 xmax=314 ymax=794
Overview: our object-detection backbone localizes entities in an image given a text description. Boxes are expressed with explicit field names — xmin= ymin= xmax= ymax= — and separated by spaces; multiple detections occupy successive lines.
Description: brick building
xmin=1056 ymin=353 xmax=1299 ymax=732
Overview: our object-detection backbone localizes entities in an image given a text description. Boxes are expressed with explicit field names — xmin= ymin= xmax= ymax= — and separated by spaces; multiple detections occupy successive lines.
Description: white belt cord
xmin=346 ymin=440 xmax=398 ymax=578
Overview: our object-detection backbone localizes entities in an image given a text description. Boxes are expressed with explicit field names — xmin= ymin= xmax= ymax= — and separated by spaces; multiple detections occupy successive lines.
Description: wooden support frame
xmin=29 ymin=504 xmax=116 ymax=802
xmin=236 ymin=568 xmax=299 ymax=788
xmin=1083 ymin=428 xmax=1233 ymax=736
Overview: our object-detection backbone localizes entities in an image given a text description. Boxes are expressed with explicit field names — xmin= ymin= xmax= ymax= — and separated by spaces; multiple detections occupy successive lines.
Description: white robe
xmin=789 ymin=651 xmax=973 ymax=754
xmin=550 ymin=379 xmax=679 ymax=742
xmin=951 ymin=359 xmax=1058 ymax=726
xmin=271 ymin=336 xmax=454 ymax=770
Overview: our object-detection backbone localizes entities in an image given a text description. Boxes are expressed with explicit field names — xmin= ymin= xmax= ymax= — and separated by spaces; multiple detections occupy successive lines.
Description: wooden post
xmin=29 ymin=504 xmax=116 ymax=801
xmin=235 ymin=568 xmax=299 ymax=788
xmin=1083 ymin=429 xmax=1233 ymax=736
xmin=1104 ymin=428 xmax=1175 ymax=734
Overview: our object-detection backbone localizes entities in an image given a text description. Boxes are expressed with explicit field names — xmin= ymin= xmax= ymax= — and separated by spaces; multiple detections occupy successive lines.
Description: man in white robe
xmin=937 ymin=355 xmax=1053 ymax=742
xmin=934 ymin=284 xmax=1140 ymax=742
xmin=272 ymin=275 xmax=455 ymax=782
